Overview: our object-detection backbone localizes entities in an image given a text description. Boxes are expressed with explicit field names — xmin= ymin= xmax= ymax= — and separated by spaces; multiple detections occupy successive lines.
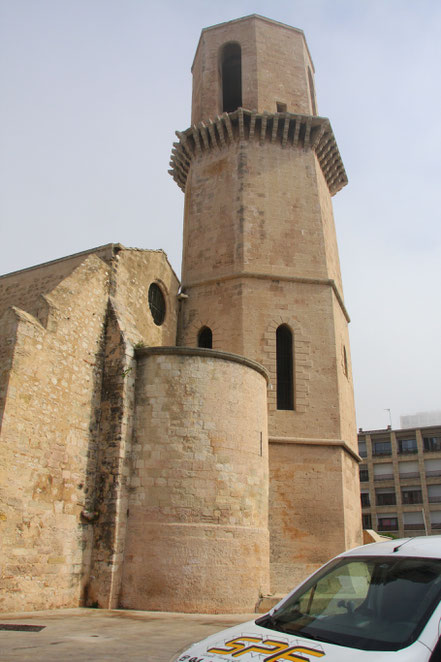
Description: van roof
xmin=343 ymin=536 xmax=441 ymax=559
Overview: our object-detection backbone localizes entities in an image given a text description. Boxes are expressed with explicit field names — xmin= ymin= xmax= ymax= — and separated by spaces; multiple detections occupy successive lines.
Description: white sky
xmin=1 ymin=0 xmax=440 ymax=431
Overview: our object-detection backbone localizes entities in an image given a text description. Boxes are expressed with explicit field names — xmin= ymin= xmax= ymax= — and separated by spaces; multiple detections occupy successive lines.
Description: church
xmin=0 ymin=15 xmax=361 ymax=614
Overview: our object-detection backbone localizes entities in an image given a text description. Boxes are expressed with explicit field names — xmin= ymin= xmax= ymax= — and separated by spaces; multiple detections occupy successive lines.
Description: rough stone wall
xmin=181 ymin=143 xmax=337 ymax=287
xmin=268 ymin=443 xmax=357 ymax=594
xmin=0 ymin=246 xmax=180 ymax=612
xmin=179 ymin=117 xmax=361 ymax=593
xmin=111 ymin=248 xmax=179 ymax=347
xmin=84 ymin=249 xmax=179 ymax=608
xmin=342 ymin=450 xmax=363 ymax=550
xmin=191 ymin=15 xmax=315 ymax=124
xmin=120 ymin=348 xmax=270 ymax=613
xmin=0 ymin=255 xmax=110 ymax=611
xmin=0 ymin=244 xmax=115 ymax=322
xmin=83 ymin=303 xmax=135 ymax=608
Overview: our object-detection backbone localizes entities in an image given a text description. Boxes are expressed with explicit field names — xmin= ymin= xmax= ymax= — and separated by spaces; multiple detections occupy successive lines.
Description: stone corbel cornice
xmin=169 ymin=108 xmax=347 ymax=196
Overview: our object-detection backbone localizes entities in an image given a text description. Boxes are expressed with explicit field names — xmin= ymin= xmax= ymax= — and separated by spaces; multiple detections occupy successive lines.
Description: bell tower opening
xmin=220 ymin=42 xmax=242 ymax=113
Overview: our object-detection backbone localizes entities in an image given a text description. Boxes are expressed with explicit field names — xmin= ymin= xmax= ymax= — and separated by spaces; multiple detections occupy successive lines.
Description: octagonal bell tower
xmin=170 ymin=15 xmax=362 ymax=594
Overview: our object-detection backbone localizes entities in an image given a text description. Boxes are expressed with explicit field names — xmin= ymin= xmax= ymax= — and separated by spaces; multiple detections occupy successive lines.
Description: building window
xmin=362 ymin=514 xmax=372 ymax=529
xmin=424 ymin=436 xmax=441 ymax=452
xmin=276 ymin=324 xmax=294 ymax=410
xmin=373 ymin=440 xmax=392 ymax=456
xmin=378 ymin=517 xmax=398 ymax=532
xmin=148 ymin=283 xmax=166 ymax=326
xmin=276 ymin=101 xmax=287 ymax=113
xmin=402 ymin=488 xmax=423 ymax=504
xmin=360 ymin=468 xmax=369 ymax=482
xmin=358 ymin=441 xmax=367 ymax=458
xmin=398 ymin=438 xmax=418 ymax=454
xmin=361 ymin=492 xmax=370 ymax=507
xmin=197 ymin=326 xmax=212 ymax=349
xmin=221 ymin=42 xmax=242 ymax=113
xmin=376 ymin=491 xmax=396 ymax=506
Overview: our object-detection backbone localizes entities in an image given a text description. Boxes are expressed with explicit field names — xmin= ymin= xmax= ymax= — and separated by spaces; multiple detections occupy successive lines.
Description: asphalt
xmin=0 ymin=608 xmax=256 ymax=662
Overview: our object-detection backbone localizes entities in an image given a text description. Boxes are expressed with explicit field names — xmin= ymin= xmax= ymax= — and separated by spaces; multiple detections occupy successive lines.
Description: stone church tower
xmin=0 ymin=15 xmax=361 ymax=615
xmin=171 ymin=14 xmax=361 ymax=593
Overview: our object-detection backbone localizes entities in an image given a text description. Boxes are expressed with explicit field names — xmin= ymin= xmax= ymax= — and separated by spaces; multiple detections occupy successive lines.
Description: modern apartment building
xmin=359 ymin=426 xmax=441 ymax=537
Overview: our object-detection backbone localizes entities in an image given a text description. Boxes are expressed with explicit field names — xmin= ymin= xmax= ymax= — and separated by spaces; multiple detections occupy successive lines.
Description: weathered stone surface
xmin=0 ymin=246 xmax=179 ymax=612
xmin=0 ymin=14 xmax=361 ymax=614
xmin=120 ymin=349 xmax=269 ymax=613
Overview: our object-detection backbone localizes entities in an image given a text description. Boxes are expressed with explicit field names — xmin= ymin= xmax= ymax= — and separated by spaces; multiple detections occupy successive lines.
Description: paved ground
xmin=0 ymin=608 xmax=256 ymax=662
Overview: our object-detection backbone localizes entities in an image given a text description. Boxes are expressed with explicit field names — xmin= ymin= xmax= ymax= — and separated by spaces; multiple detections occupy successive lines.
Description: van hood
xmin=173 ymin=620 xmax=430 ymax=662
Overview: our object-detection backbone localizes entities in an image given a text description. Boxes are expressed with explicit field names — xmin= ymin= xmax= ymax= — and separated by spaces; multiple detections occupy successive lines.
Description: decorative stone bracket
xmin=169 ymin=108 xmax=347 ymax=196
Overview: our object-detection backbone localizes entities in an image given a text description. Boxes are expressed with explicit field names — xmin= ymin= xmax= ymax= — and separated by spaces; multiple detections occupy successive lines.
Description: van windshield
xmin=257 ymin=556 xmax=441 ymax=651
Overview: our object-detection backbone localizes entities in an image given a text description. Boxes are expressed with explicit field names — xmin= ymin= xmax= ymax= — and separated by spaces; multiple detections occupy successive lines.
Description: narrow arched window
xmin=276 ymin=324 xmax=294 ymax=410
xmin=198 ymin=326 xmax=212 ymax=349
xmin=308 ymin=68 xmax=317 ymax=116
xmin=343 ymin=346 xmax=348 ymax=377
xmin=221 ymin=42 xmax=242 ymax=113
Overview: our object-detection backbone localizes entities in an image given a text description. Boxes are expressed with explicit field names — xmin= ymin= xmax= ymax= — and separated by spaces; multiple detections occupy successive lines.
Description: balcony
xmin=403 ymin=523 xmax=425 ymax=531
xmin=431 ymin=522 xmax=441 ymax=530
xmin=426 ymin=470 xmax=441 ymax=478
xmin=428 ymin=495 xmax=441 ymax=503
xmin=376 ymin=496 xmax=396 ymax=507
xmin=399 ymin=472 xmax=420 ymax=480
xmin=374 ymin=473 xmax=394 ymax=481
xmin=372 ymin=449 xmax=392 ymax=457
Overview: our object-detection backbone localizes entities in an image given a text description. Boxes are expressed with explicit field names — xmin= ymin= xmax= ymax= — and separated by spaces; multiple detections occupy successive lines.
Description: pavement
xmin=0 ymin=608 xmax=256 ymax=662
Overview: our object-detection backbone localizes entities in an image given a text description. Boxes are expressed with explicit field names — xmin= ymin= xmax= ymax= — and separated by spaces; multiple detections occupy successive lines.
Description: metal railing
xmin=378 ymin=524 xmax=398 ymax=531
xmin=374 ymin=473 xmax=394 ymax=481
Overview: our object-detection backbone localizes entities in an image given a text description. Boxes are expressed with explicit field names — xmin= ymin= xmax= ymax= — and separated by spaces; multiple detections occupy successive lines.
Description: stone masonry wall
xmin=0 ymin=246 xmax=180 ymax=612
xmin=269 ymin=443 xmax=352 ymax=594
xmin=120 ymin=348 xmax=270 ymax=613
xmin=0 ymin=255 xmax=110 ymax=611
xmin=0 ymin=244 xmax=116 ymax=322
xmin=191 ymin=15 xmax=315 ymax=125
xmin=179 ymin=122 xmax=361 ymax=594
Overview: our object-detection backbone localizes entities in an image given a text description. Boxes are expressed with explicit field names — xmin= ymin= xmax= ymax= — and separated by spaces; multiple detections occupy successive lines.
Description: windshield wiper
xmin=256 ymin=613 xmax=290 ymax=633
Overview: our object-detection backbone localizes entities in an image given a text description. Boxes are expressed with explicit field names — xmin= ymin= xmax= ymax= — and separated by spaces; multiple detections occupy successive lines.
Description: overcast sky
xmin=1 ymin=0 xmax=440 ymax=431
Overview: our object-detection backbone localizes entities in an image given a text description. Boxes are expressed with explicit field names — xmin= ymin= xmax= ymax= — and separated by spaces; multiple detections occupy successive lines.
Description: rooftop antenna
xmin=385 ymin=408 xmax=392 ymax=429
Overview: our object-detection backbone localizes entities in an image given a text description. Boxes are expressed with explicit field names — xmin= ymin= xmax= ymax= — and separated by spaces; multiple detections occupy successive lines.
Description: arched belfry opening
xmin=220 ymin=42 xmax=242 ymax=113
xmin=276 ymin=324 xmax=294 ymax=410
xmin=197 ymin=326 xmax=213 ymax=348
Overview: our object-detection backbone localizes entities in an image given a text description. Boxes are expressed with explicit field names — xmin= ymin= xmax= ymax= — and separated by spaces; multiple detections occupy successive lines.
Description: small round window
xmin=148 ymin=283 xmax=166 ymax=326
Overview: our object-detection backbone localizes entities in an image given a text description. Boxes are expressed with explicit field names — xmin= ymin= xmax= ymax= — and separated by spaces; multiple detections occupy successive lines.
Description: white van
xmin=170 ymin=536 xmax=441 ymax=662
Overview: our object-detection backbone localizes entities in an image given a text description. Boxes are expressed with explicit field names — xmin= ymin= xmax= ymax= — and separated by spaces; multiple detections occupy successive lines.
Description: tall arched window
xmin=221 ymin=42 xmax=242 ymax=113
xmin=198 ymin=326 xmax=212 ymax=349
xmin=343 ymin=346 xmax=348 ymax=377
xmin=276 ymin=324 xmax=294 ymax=410
xmin=308 ymin=68 xmax=317 ymax=116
